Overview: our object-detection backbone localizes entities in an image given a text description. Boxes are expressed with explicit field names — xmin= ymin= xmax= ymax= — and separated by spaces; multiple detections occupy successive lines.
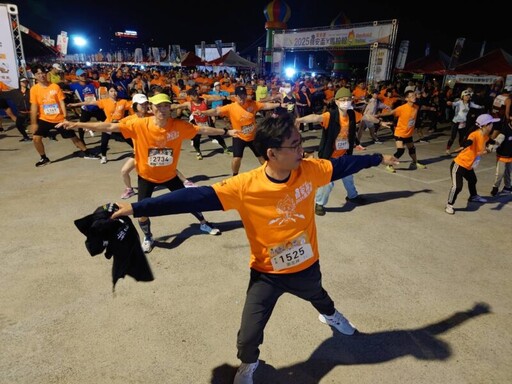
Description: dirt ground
xmin=0 ymin=118 xmax=511 ymax=384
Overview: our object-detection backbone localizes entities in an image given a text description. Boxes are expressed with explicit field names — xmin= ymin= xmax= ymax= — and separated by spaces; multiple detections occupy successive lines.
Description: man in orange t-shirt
xmin=111 ymin=114 xmax=398 ymax=383
xmin=29 ymin=65 xmax=98 ymax=167
xmin=295 ymin=87 xmax=367 ymax=215
xmin=378 ymin=90 xmax=427 ymax=173
xmin=202 ymin=85 xmax=281 ymax=175
xmin=57 ymin=93 xmax=238 ymax=253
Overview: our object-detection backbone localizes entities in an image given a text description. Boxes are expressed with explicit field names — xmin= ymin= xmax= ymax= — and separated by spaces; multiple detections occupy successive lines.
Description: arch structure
xmin=0 ymin=3 xmax=26 ymax=87
xmin=271 ymin=19 xmax=398 ymax=84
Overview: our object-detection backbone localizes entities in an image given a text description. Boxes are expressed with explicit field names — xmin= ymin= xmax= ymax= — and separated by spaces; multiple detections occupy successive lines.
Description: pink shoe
xmin=355 ymin=144 xmax=366 ymax=151
xmin=121 ymin=187 xmax=136 ymax=199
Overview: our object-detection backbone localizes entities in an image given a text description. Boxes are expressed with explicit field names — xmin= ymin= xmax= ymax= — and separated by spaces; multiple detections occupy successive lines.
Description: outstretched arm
xmin=330 ymin=154 xmax=399 ymax=181
xmin=295 ymin=113 xmax=323 ymax=126
xmin=112 ymin=186 xmax=224 ymax=219
xmin=68 ymin=100 xmax=99 ymax=108
xmin=56 ymin=120 xmax=120 ymax=133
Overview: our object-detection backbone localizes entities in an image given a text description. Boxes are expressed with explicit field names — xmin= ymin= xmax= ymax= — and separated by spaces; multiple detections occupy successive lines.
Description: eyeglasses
xmin=276 ymin=138 xmax=305 ymax=151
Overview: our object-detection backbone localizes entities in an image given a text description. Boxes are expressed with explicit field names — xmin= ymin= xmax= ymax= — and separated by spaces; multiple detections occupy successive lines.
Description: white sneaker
xmin=318 ymin=310 xmax=356 ymax=335
xmin=211 ymin=139 xmax=219 ymax=144
xmin=100 ymin=155 xmax=107 ymax=164
xmin=468 ymin=195 xmax=487 ymax=203
xmin=200 ymin=222 xmax=220 ymax=235
xmin=233 ymin=361 xmax=259 ymax=384
xmin=445 ymin=204 xmax=454 ymax=215
xmin=141 ymin=237 xmax=154 ymax=253
xmin=183 ymin=180 xmax=197 ymax=188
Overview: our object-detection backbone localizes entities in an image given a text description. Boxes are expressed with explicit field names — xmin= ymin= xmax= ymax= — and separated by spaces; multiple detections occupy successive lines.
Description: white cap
xmin=132 ymin=93 xmax=148 ymax=104
xmin=52 ymin=63 xmax=63 ymax=71
xmin=213 ymin=82 xmax=221 ymax=87
xmin=475 ymin=114 xmax=500 ymax=127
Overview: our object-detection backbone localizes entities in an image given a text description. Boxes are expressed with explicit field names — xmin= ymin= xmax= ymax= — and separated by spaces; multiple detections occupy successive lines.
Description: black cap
xmin=186 ymin=88 xmax=198 ymax=97
xmin=235 ymin=86 xmax=247 ymax=96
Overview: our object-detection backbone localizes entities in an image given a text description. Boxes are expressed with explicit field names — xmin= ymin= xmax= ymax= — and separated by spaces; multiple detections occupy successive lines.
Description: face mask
xmin=337 ymin=100 xmax=352 ymax=110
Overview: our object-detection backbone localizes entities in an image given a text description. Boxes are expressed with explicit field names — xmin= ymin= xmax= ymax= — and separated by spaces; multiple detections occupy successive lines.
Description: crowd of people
xmin=1 ymin=62 xmax=511 ymax=212
xmin=1 ymin=60 xmax=511 ymax=384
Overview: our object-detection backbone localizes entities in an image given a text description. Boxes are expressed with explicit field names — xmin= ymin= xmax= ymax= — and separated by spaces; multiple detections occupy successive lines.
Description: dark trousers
xmin=137 ymin=175 xmax=204 ymax=222
xmin=192 ymin=133 xmax=227 ymax=154
xmin=15 ymin=113 xmax=30 ymax=139
xmin=236 ymin=261 xmax=334 ymax=363
xmin=447 ymin=162 xmax=477 ymax=205
xmin=447 ymin=122 xmax=468 ymax=149
xmin=100 ymin=132 xmax=133 ymax=156
xmin=78 ymin=109 xmax=106 ymax=142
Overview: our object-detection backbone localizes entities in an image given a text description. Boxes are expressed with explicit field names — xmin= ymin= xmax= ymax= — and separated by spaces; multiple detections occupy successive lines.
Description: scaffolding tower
xmin=3 ymin=3 xmax=27 ymax=78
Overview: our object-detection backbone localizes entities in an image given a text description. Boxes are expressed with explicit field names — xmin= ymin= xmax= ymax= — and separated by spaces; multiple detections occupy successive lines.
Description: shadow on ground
xmin=210 ymin=303 xmax=491 ymax=384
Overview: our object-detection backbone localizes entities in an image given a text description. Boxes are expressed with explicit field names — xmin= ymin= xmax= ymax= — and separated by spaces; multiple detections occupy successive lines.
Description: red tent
xmin=396 ymin=51 xmax=450 ymax=75
xmin=450 ymin=49 xmax=512 ymax=78
xmin=180 ymin=52 xmax=204 ymax=67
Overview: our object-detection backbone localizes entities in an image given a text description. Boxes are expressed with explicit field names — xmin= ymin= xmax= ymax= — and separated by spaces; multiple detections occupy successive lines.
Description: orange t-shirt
xmin=217 ymin=100 xmax=265 ymax=142
xmin=212 ymin=159 xmax=332 ymax=274
xmin=97 ymin=98 xmax=130 ymax=122
xmin=172 ymin=85 xmax=191 ymax=103
xmin=324 ymin=88 xmax=335 ymax=103
xmin=381 ymin=95 xmax=398 ymax=108
xmin=320 ymin=110 xmax=362 ymax=158
xmin=352 ymin=86 xmax=367 ymax=102
xmin=150 ymin=77 xmax=167 ymax=88
xmin=119 ymin=117 xmax=198 ymax=183
xmin=454 ymin=130 xmax=488 ymax=170
xmin=29 ymin=83 xmax=66 ymax=123
xmin=221 ymin=83 xmax=235 ymax=94
xmin=0 ymin=81 xmax=11 ymax=91
xmin=393 ymin=103 xmax=418 ymax=138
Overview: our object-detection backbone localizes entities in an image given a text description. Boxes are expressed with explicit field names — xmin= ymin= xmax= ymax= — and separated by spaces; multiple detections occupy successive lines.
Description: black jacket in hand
xmin=74 ymin=203 xmax=154 ymax=290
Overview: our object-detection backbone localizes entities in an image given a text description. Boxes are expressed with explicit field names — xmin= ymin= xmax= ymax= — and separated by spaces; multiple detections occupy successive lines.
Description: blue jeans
xmin=315 ymin=174 xmax=358 ymax=206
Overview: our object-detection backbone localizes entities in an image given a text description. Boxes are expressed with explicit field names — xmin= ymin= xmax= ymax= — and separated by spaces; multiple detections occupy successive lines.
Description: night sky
xmin=8 ymin=0 xmax=510 ymax=63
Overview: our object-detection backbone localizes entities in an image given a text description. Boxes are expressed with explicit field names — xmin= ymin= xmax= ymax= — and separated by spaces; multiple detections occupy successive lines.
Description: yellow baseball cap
xmin=149 ymin=93 xmax=172 ymax=105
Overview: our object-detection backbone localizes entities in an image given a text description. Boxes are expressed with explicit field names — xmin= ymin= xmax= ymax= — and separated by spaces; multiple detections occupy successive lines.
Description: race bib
xmin=268 ymin=232 xmax=313 ymax=271
xmin=148 ymin=148 xmax=173 ymax=167
xmin=241 ymin=124 xmax=255 ymax=135
xmin=335 ymin=138 xmax=349 ymax=150
xmin=472 ymin=155 xmax=481 ymax=169
xmin=84 ymin=94 xmax=97 ymax=103
xmin=43 ymin=103 xmax=59 ymax=115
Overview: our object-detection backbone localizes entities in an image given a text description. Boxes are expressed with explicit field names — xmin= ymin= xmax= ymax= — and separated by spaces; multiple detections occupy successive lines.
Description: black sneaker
xmin=502 ymin=187 xmax=512 ymax=194
xmin=345 ymin=195 xmax=368 ymax=205
xmin=315 ymin=204 xmax=326 ymax=216
xmin=19 ymin=137 xmax=31 ymax=142
xmin=491 ymin=187 xmax=499 ymax=197
xmin=35 ymin=157 xmax=50 ymax=167
xmin=82 ymin=151 xmax=100 ymax=159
